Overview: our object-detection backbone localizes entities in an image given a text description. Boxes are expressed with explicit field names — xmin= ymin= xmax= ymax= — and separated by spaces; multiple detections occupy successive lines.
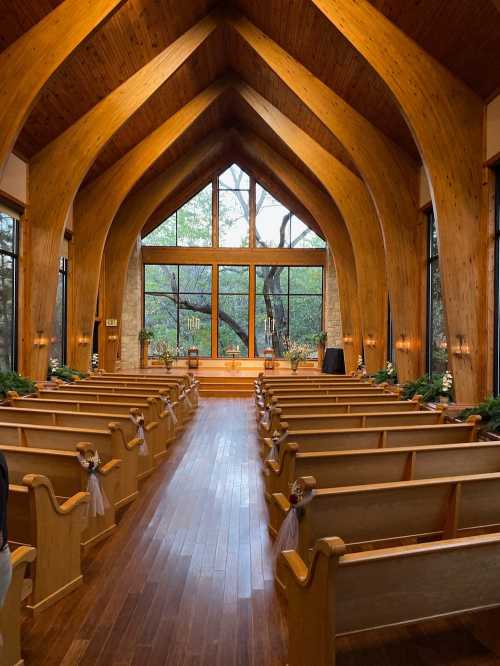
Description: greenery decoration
xmin=401 ymin=372 xmax=453 ymax=402
xmin=0 ymin=371 xmax=36 ymax=399
xmin=51 ymin=365 xmax=87 ymax=382
xmin=283 ymin=340 xmax=311 ymax=364
xmin=138 ymin=329 xmax=155 ymax=343
xmin=313 ymin=331 xmax=328 ymax=346
xmin=372 ymin=361 xmax=397 ymax=384
xmin=458 ymin=396 xmax=500 ymax=433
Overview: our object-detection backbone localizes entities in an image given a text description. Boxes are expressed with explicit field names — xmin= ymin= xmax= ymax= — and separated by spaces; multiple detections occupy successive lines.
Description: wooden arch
xmin=69 ymin=79 xmax=229 ymax=371
xmin=228 ymin=12 xmax=421 ymax=382
xmin=311 ymin=0 xmax=485 ymax=401
xmin=233 ymin=128 xmax=362 ymax=372
xmin=22 ymin=12 xmax=220 ymax=379
xmin=0 ymin=0 xmax=123 ymax=175
xmin=235 ymin=81 xmax=387 ymax=372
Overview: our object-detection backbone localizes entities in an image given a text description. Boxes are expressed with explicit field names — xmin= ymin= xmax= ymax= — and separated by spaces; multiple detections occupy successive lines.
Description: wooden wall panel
xmin=0 ymin=0 xmax=123 ymax=175
xmin=236 ymin=82 xmax=387 ymax=372
xmin=312 ymin=0 xmax=486 ymax=401
xmin=229 ymin=12 xmax=422 ymax=381
xmin=22 ymin=13 xmax=219 ymax=379
xmin=69 ymin=80 xmax=228 ymax=372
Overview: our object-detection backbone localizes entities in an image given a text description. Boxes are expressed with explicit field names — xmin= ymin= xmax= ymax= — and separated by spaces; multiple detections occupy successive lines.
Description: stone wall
xmin=120 ymin=236 xmax=142 ymax=368
xmin=324 ymin=246 xmax=343 ymax=347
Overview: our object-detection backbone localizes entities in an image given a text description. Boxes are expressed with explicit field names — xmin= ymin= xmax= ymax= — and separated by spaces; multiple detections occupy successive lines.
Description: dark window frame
xmin=217 ymin=264 xmax=250 ymax=357
xmin=0 ymin=212 xmax=19 ymax=371
xmin=59 ymin=257 xmax=68 ymax=365
xmin=493 ymin=166 xmax=500 ymax=394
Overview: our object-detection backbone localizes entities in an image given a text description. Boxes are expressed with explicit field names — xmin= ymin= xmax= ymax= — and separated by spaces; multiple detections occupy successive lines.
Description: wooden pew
xmin=81 ymin=376 xmax=200 ymax=410
xmin=1 ymin=444 xmax=120 ymax=551
xmin=266 ymin=440 xmax=500 ymax=501
xmin=256 ymin=372 xmax=356 ymax=384
xmin=0 ymin=546 xmax=36 ymax=666
xmin=0 ymin=421 xmax=138 ymax=510
xmin=272 ymin=472 xmax=500 ymax=565
xmin=281 ymin=533 xmax=500 ymax=666
xmin=271 ymin=396 xmax=423 ymax=416
xmin=6 ymin=393 xmax=177 ymax=450
xmin=265 ymin=391 xmax=400 ymax=407
xmin=264 ymin=407 xmax=447 ymax=438
xmin=270 ymin=418 xmax=480 ymax=454
xmin=266 ymin=387 xmax=394 ymax=404
xmin=8 ymin=474 xmax=88 ymax=614
xmin=0 ymin=404 xmax=163 ymax=472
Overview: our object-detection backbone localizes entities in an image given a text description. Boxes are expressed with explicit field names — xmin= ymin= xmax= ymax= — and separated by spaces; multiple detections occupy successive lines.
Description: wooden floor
xmin=21 ymin=399 xmax=500 ymax=665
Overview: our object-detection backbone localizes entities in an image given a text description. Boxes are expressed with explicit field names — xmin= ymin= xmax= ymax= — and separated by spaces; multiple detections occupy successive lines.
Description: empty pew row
xmin=7 ymin=393 xmax=177 ymax=450
xmin=262 ymin=391 xmax=401 ymax=410
xmin=266 ymin=440 xmax=500 ymax=502
xmin=0 ymin=546 xmax=36 ymax=666
xmin=8 ymin=474 xmax=89 ymax=614
xmin=282 ymin=533 xmax=500 ymax=666
xmin=267 ymin=396 xmax=423 ymax=417
xmin=0 ymin=420 xmax=139 ymax=509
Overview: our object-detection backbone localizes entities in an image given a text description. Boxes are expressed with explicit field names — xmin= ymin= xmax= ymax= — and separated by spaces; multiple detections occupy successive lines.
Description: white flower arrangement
xmin=283 ymin=339 xmax=311 ymax=363
xmin=386 ymin=361 xmax=396 ymax=377
xmin=357 ymin=354 xmax=365 ymax=371
xmin=441 ymin=370 xmax=453 ymax=394
xmin=91 ymin=353 xmax=99 ymax=370
xmin=49 ymin=357 xmax=60 ymax=375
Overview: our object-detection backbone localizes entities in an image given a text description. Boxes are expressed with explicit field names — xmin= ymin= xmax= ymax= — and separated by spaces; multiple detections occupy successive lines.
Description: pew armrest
xmin=99 ymin=458 xmax=122 ymax=475
xmin=22 ymin=474 xmax=90 ymax=515
xmin=11 ymin=545 xmax=37 ymax=568
xmin=273 ymin=492 xmax=291 ymax=515
xmin=127 ymin=437 xmax=142 ymax=451
xmin=281 ymin=537 xmax=347 ymax=588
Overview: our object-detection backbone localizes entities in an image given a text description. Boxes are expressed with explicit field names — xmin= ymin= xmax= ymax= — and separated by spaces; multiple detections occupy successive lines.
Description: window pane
xmin=255 ymin=265 xmax=288 ymax=295
xmin=142 ymin=215 xmax=176 ymax=246
xmin=255 ymin=185 xmax=291 ymax=248
xmin=430 ymin=260 xmax=448 ymax=373
xmin=289 ymin=295 xmax=323 ymax=353
xmin=255 ymin=294 xmax=289 ymax=357
xmin=176 ymin=185 xmax=212 ymax=247
xmin=144 ymin=264 xmax=177 ymax=293
xmin=289 ymin=266 xmax=323 ymax=294
xmin=218 ymin=164 xmax=250 ymax=190
xmin=0 ymin=252 xmax=15 ymax=370
xmin=430 ymin=212 xmax=439 ymax=257
xmin=179 ymin=265 xmax=211 ymax=294
xmin=218 ymin=265 xmax=249 ymax=294
xmin=291 ymin=215 xmax=326 ymax=248
xmin=218 ymin=190 xmax=249 ymax=248
xmin=0 ymin=213 xmax=15 ymax=253
xmin=218 ymin=294 xmax=249 ymax=357
xmin=179 ymin=298 xmax=212 ymax=356
xmin=50 ymin=268 xmax=65 ymax=365
xmin=144 ymin=294 xmax=178 ymax=347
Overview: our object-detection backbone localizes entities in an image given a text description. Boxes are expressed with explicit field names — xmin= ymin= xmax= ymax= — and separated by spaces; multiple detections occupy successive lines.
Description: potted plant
xmin=402 ymin=372 xmax=453 ymax=403
xmin=356 ymin=354 xmax=367 ymax=377
xmin=458 ymin=396 xmax=500 ymax=434
xmin=283 ymin=340 xmax=311 ymax=373
xmin=372 ymin=361 xmax=398 ymax=385
xmin=154 ymin=340 xmax=177 ymax=373
xmin=138 ymin=329 xmax=154 ymax=369
xmin=0 ymin=371 xmax=36 ymax=401
xmin=439 ymin=370 xmax=453 ymax=404
xmin=313 ymin=331 xmax=328 ymax=369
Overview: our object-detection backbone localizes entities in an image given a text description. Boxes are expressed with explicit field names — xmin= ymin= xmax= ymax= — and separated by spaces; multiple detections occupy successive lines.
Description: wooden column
xmin=311 ymin=0 xmax=485 ymax=401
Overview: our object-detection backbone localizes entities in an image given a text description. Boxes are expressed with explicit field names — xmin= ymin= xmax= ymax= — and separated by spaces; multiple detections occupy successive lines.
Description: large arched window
xmin=142 ymin=164 xmax=326 ymax=358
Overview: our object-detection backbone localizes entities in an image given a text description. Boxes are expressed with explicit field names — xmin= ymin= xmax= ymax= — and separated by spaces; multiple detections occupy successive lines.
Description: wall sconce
xmin=395 ymin=334 xmax=411 ymax=353
xmin=343 ymin=333 xmax=353 ymax=345
xmin=108 ymin=335 xmax=118 ymax=342
xmin=78 ymin=335 xmax=90 ymax=346
xmin=365 ymin=334 xmax=376 ymax=349
xmin=439 ymin=339 xmax=448 ymax=351
xmin=34 ymin=331 xmax=48 ymax=348
xmin=452 ymin=334 xmax=470 ymax=357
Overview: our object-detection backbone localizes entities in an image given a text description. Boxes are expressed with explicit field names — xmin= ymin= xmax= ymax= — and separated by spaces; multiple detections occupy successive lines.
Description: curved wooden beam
xmin=22 ymin=12 xmax=220 ymax=379
xmin=233 ymin=128 xmax=362 ymax=372
xmin=236 ymin=82 xmax=387 ymax=372
xmin=228 ymin=12 xmax=421 ymax=382
xmin=69 ymin=79 xmax=229 ymax=371
xmin=101 ymin=132 xmax=230 ymax=370
xmin=0 ymin=0 xmax=124 ymax=176
xmin=310 ymin=0 xmax=485 ymax=401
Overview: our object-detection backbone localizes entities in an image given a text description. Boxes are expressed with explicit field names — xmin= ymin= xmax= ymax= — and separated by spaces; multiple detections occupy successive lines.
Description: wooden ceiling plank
xmin=0 ymin=0 xmax=124 ymax=175
xmin=100 ymin=132 xmax=229 ymax=371
xmin=69 ymin=79 xmax=229 ymax=372
xmin=22 ymin=11 xmax=220 ymax=379
xmin=311 ymin=0 xmax=485 ymax=402
xmin=229 ymin=11 xmax=422 ymax=381
xmin=234 ymin=127 xmax=362 ymax=373
xmin=236 ymin=81 xmax=387 ymax=373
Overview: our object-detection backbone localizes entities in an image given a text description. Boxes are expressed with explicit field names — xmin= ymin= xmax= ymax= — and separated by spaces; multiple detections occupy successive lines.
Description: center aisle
xmin=22 ymin=398 xmax=287 ymax=666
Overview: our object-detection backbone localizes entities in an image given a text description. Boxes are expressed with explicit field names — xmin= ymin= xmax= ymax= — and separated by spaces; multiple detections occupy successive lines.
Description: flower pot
xmin=164 ymin=359 xmax=173 ymax=373
xmin=317 ymin=343 xmax=325 ymax=370
xmin=290 ymin=359 xmax=299 ymax=373
xmin=439 ymin=395 xmax=450 ymax=405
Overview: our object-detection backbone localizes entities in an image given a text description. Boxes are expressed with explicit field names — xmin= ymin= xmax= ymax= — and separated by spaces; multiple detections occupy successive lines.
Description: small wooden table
xmin=226 ymin=348 xmax=241 ymax=369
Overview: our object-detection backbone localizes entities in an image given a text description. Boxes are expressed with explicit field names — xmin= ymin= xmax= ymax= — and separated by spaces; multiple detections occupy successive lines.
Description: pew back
xmin=277 ymin=410 xmax=445 ymax=431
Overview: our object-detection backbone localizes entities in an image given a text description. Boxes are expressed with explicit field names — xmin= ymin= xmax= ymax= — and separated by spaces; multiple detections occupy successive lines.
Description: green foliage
xmin=313 ymin=331 xmax=328 ymax=346
xmin=0 ymin=371 xmax=36 ymax=399
xmin=372 ymin=361 xmax=397 ymax=385
xmin=402 ymin=374 xmax=448 ymax=402
xmin=459 ymin=397 xmax=500 ymax=432
xmin=51 ymin=366 xmax=87 ymax=382
xmin=138 ymin=329 xmax=155 ymax=343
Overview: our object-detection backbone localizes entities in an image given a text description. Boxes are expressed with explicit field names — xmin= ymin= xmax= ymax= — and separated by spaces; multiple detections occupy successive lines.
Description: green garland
xmin=0 ymin=372 xmax=36 ymax=399
xmin=459 ymin=397 xmax=500 ymax=433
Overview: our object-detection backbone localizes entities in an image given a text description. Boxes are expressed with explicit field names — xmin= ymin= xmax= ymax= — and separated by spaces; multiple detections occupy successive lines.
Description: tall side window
xmin=50 ymin=257 xmax=68 ymax=365
xmin=0 ymin=208 xmax=19 ymax=371
xmin=218 ymin=265 xmax=249 ymax=356
xmin=218 ymin=166 xmax=250 ymax=248
xmin=494 ymin=167 xmax=500 ymax=394
xmin=427 ymin=210 xmax=448 ymax=374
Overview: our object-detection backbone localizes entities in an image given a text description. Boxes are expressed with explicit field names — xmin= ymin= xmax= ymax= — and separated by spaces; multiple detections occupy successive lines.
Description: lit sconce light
xmin=34 ymin=331 xmax=48 ymax=348
xmin=342 ymin=333 xmax=353 ymax=345
xmin=395 ymin=334 xmax=411 ymax=353
xmin=365 ymin=334 xmax=376 ymax=349
xmin=452 ymin=334 xmax=470 ymax=357
xmin=439 ymin=339 xmax=448 ymax=351
xmin=78 ymin=334 xmax=90 ymax=346
xmin=108 ymin=334 xmax=118 ymax=342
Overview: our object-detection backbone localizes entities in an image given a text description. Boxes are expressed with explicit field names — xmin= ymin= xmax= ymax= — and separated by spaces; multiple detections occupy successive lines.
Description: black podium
xmin=322 ymin=347 xmax=345 ymax=374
